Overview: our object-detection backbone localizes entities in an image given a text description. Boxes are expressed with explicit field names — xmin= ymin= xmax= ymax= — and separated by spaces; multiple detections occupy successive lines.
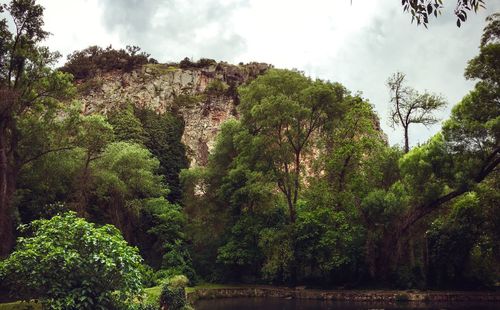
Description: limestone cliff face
xmin=77 ymin=62 xmax=271 ymax=166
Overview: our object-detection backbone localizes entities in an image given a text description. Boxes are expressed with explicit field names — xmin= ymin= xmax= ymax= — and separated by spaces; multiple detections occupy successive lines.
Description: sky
xmin=13 ymin=0 xmax=500 ymax=147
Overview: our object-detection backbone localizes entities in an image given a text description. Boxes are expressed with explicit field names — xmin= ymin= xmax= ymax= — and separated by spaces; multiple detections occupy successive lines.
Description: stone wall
xmin=186 ymin=287 xmax=500 ymax=304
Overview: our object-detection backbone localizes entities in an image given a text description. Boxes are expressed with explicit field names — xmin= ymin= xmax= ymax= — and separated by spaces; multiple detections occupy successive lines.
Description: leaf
xmin=457 ymin=19 xmax=461 ymax=27
xmin=427 ymin=4 xmax=433 ymax=14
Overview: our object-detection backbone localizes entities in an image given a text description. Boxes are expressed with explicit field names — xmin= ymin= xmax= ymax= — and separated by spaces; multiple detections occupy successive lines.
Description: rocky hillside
xmin=77 ymin=61 xmax=271 ymax=166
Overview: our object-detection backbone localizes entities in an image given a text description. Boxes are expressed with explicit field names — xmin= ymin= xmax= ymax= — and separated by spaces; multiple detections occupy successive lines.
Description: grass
xmin=143 ymin=285 xmax=162 ymax=303
xmin=0 ymin=301 xmax=41 ymax=310
xmin=144 ymin=63 xmax=177 ymax=76
xmin=144 ymin=282 xmax=232 ymax=296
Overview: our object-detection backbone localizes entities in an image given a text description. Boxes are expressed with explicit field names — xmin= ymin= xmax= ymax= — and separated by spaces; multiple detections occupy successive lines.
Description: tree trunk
xmin=75 ymin=154 xmax=92 ymax=216
xmin=404 ymin=126 xmax=409 ymax=153
xmin=374 ymin=230 xmax=399 ymax=282
xmin=0 ymin=124 xmax=15 ymax=257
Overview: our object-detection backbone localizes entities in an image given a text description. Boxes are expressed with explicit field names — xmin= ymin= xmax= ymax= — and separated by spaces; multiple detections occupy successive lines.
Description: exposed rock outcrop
xmin=77 ymin=62 xmax=271 ymax=166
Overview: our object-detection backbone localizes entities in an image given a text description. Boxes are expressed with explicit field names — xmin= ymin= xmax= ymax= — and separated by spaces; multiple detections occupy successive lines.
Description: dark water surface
xmin=195 ymin=297 xmax=500 ymax=310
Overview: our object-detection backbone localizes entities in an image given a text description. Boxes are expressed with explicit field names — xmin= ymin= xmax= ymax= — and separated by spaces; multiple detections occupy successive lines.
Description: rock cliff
xmin=77 ymin=62 xmax=271 ymax=166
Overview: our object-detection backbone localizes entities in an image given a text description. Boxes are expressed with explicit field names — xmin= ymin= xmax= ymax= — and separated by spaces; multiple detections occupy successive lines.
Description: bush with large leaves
xmin=0 ymin=212 xmax=143 ymax=310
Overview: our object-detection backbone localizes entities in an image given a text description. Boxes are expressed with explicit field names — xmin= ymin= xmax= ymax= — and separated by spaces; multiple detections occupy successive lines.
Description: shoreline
xmin=186 ymin=286 xmax=500 ymax=304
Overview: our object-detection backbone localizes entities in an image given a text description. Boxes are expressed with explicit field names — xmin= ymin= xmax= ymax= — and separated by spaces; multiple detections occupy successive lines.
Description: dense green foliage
xmin=0 ymin=213 xmax=143 ymax=309
xmin=60 ymin=45 xmax=155 ymax=80
xmin=182 ymin=13 xmax=499 ymax=287
xmin=159 ymin=275 xmax=191 ymax=310
xmin=14 ymin=110 xmax=194 ymax=276
xmin=135 ymin=108 xmax=189 ymax=203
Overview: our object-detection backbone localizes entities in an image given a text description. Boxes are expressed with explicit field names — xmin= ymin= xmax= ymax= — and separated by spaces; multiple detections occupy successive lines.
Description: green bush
xmin=130 ymin=300 xmax=159 ymax=310
xmin=140 ymin=264 xmax=157 ymax=288
xmin=179 ymin=57 xmax=216 ymax=69
xmin=61 ymin=45 xmax=153 ymax=80
xmin=205 ymin=79 xmax=229 ymax=96
xmin=0 ymin=212 xmax=143 ymax=310
xmin=76 ymin=77 xmax=104 ymax=95
xmin=159 ymin=275 xmax=190 ymax=310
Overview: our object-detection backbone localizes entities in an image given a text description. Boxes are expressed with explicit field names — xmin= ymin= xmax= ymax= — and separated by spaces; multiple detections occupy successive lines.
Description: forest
xmin=0 ymin=0 xmax=499 ymax=309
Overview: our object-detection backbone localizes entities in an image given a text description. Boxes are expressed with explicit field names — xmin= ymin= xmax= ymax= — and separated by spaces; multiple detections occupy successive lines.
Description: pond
xmin=195 ymin=297 xmax=500 ymax=310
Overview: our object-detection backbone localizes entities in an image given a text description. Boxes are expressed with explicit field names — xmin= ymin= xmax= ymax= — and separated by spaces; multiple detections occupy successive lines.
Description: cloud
xmin=97 ymin=0 xmax=249 ymax=62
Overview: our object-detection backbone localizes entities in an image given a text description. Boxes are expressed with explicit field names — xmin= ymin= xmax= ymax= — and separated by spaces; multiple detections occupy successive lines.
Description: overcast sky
xmin=23 ymin=0 xmax=500 ymax=147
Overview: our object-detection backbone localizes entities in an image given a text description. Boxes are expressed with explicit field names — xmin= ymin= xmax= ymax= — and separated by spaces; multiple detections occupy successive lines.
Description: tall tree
xmin=239 ymin=69 xmax=344 ymax=223
xmin=0 ymin=0 xmax=74 ymax=256
xmin=387 ymin=72 xmax=446 ymax=153
xmin=135 ymin=109 xmax=188 ymax=203
xmin=73 ymin=114 xmax=114 ymax=215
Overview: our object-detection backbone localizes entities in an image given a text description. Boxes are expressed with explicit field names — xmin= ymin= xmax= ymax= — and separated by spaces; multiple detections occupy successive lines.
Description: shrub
xmin=205 ymin=79 xmax=229 ymax=96
xmin=61 ymin=45 xmax=153 ymax=80
xmin=140 ymin=264 xmax=157 ymax=288
xmin=0 ymin=212 xmax=143 ymax=310
xmin=76 ymin=77 xmax=104 ymax=95
xmin=159 ymin=275 xmax=190 ymax=310
xmin=179 ymin=57 xmax=217 ymax=69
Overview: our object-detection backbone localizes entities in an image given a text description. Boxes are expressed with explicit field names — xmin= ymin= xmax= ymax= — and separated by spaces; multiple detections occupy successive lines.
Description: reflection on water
xmin=195 ymin=297 xmax=499 ymax=310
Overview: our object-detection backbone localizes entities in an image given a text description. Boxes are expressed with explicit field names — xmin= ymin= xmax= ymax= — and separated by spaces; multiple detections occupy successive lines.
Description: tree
xmin=90 ymin=142 xmax=166 ymax=240
xmin=0 ymin=212 xmax=143 ymax=309
xmin=239 ymin=69 xmax=344 ymax=223
xmin=108 ymin=104 xmax=147 ymax=145
xmin=293 ymin=201 xmax=364 ymax=285
xmin=181 ymin=119 xmax=277 ymax=281
xmin=0 ymin=0 xmax=75 ymax=256
xmin=144 ymin=198 xmax=195 ymax=281
xmin=135 ymin=108 xmax=188 ymax=203
xmin=186 ymin=70 xmax=360 ymax=284
xmin=73 ymin=114 xmax=114 ymax=215
xmin=306 ymin=96 xmax=400 ymax=282
xmin=401 ymin=0 xmax=486 ymax=27
xmin=427 ymin=189 xmax=499 ymax=288
xmin=387 ymin=72 xmax=446 ymax=153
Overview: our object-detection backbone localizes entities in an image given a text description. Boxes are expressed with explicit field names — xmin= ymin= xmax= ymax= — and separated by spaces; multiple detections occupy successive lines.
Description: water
xmin=195 ymin=297 xmax=500 ymax=310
